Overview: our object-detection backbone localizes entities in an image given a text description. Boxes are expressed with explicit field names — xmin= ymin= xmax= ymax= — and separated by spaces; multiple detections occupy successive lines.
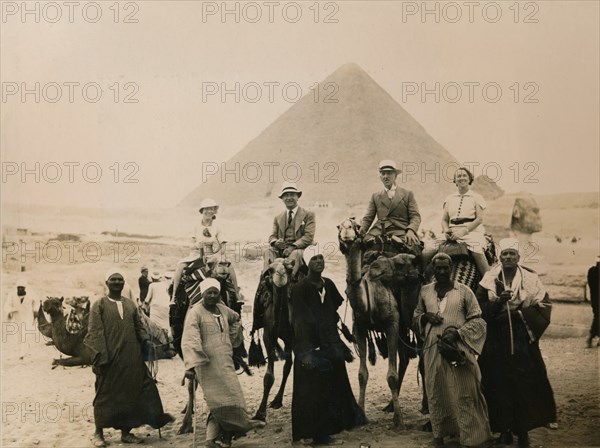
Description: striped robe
xmin=181 ymin=301 xmax=254 ymax=438
xmin=414 ymin=282 xmax=492 ymax=447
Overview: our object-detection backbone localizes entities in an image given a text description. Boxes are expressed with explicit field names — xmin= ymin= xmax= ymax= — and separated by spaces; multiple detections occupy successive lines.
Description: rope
xmin=500 ymin=268 xmax=515 ymax=355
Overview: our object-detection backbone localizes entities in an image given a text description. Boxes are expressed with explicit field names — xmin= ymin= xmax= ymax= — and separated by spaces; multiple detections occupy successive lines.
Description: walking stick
xmin=192 ymin=376 xmax=197 ymax=448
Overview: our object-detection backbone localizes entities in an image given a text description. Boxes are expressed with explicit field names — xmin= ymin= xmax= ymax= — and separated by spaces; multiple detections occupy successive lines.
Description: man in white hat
xmin=476 ymin=238 xmax=556 ymax=447
xmin=265 ymin=181 xmax=316 ymax=278
xmin=182 ymin=278 xmax=265 ymax=447
xmin=360 ymin=160 xmax=421 ymax=254
xmin=4 ymin=279 xmax=36 ymax=360
xmin=85 ymin=269 xmax=174 ymax=447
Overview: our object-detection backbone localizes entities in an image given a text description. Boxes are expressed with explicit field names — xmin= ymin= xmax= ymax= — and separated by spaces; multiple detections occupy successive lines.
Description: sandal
xmin=91 ymin=433 xmax=107 ymax=448
xmin=121 ymin=433 xmax=143 ymax=444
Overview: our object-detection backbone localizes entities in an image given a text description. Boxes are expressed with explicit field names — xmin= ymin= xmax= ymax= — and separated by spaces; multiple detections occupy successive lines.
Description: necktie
xmin=287 ymin=210 xmax=293 ymax=227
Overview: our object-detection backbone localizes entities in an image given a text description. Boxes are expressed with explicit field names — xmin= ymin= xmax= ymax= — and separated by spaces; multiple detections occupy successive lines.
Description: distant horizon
xmin=2 ymin=189 xmax=598 ymax=212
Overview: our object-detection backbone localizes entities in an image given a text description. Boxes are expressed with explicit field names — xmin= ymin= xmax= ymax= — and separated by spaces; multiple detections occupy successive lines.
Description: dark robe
xmin=84 ymin=296 xmax=171 ymax=430
xmin=476 ymin=279 xmax=557 ymax=434
xmin=139 ymin=275 xmax=150 ymax=301
xmin=588 ymin=263 xmax=599 ymax=338
xmin=290 ymin=277 xmax=367 ymax=442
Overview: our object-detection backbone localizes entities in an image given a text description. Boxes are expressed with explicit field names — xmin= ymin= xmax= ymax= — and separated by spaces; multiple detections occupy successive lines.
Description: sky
xmin=1 ymin=0 xmax=599 ymax=208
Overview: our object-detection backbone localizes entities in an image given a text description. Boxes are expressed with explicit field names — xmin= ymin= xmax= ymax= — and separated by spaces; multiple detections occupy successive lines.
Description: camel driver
xmin=265 ymin=181 xmax=316 ymax=279
xmin=360 ymin=160 xmax=422 ymax=261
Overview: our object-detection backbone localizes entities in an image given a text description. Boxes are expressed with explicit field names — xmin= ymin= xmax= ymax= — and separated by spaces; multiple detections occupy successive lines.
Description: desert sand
xmin=2 ymin=201 xmax=599 ymax=447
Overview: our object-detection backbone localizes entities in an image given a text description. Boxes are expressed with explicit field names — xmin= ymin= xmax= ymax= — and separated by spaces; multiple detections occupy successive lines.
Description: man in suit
xmin=264 ymin=182 xmax=316 ymax=278
xmin=360 ymin=159 xmax=422 ymax=255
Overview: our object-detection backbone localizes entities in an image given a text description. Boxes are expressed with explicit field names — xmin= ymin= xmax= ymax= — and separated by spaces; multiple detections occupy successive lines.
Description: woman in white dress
xmin=424 ymin=167 xmax=490 ymax=276
xmin=172 ymin=199 xmax=239 ymax=304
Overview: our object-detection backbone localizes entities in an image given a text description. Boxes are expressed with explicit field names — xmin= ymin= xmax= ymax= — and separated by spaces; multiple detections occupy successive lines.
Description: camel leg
xmin=177 ymin=379 xmax=195 ymax=435
xmin=356 ymin=326 xmax=369 ymax=411
xmin=385 ymin=323 xmax=404 ymax=430
xmin=253 ymin=340 xmax=275 ymax=422
xmin=269 ymin=348 xmax=292 ymax=409
xmin=52 ymin=356 xmax=88 ymax=367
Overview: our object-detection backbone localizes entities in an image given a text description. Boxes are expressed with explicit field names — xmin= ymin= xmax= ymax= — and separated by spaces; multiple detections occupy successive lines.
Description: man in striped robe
xmin=413 ymin=253 xmax=492 ymax=448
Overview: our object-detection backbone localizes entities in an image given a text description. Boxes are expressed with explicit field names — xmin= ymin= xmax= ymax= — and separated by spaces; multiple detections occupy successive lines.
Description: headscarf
xmin=200 ymin=278 xmax=221 ymax=294
xmin=105 ymin=268 xmax=125 ymax=282
xmin=498 ymin=237 xmax=519 ymax=254
xmin=479 ymin=264 xmax=546 ymax=310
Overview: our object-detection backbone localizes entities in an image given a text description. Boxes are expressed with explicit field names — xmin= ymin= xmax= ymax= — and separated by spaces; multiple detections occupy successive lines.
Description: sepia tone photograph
xmin=1 ymin=1 xmax=599 ymax=447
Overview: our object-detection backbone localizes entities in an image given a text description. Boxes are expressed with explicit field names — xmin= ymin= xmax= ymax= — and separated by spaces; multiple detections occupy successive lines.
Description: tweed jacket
xmin=360 ymin=186 xmax=421 ymax=237
xmin=268 ymin=206 xmax=316 ymax=249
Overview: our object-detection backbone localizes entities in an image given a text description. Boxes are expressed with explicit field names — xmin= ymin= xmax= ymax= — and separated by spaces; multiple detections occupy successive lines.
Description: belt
xmin=450 ymin=217 xmax=475 ymax=225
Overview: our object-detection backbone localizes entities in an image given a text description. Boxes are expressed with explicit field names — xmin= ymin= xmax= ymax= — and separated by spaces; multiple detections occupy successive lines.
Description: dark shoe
xmin=312 ymin=435 xmax=340 ymax=446
xmin=121 ymin=433 xmax=143 ymax=444
xmin=497 ymin=431 xmax=513 ymax=445
xmin=516 ymin=432 xmax=530 ymax=447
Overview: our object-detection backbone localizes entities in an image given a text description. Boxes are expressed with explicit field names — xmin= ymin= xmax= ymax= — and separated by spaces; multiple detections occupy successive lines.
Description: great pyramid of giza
xmin=181 ymin=63 xmax=458 ymax=208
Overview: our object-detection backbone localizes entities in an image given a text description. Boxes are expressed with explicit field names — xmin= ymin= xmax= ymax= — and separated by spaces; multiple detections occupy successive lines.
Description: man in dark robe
xmin=85 ymin=269 xmax=173 ymax=447
xmin=587 ymin=256 xmax=599 ymax=347
xmin=139 ymin=267 xmax=150 ymax=304
xmin=476 ymin=238 xmax=557 ymax=447
xmin=290 ymin=249 xmax=367 ymax=445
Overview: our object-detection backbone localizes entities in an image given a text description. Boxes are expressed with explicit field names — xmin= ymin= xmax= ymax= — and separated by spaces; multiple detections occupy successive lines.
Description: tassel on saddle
xmin=340 ymin=322 xmax=355 ymax=344
xmin=248 ymin=333 xmax=267 ymax=367
xmin=374 ymin=331 xmax=388 ymax=359
xmin=367 ymin=331 xmax=377 ymax=366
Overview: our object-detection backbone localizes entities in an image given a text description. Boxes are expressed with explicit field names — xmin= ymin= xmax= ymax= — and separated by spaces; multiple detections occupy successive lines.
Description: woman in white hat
xmin=172 ymin=199 xmax=236 ymax=301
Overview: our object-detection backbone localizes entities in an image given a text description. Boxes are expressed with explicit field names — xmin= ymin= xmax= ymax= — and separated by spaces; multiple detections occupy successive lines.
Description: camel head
xmin=337 ymin=218 xmax=361 ymax=254
xmin=43 ymin=297 xmax=64 ymax=316
xmin=64 ymin=296 xmax=90 ymax=311
xmin=390 ymin=253 xmax=421 ymax=285
xmin=212 ymin=263 xmax=230 ymax=282
xmin=268 ymin=258 xmax=293 ymax=288
xmin=367 ymin=256 xmax=396 ymax=283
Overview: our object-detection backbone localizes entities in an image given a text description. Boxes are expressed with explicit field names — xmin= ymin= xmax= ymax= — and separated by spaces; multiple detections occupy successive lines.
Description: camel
xmin=250 ymin=257 xmax=295 ymax=422
xmin=37 ymin=302 xmax=53 ymax=340
xmin=338 ymin=218 xmax=422 ymax=429
xmin=42 ymin=297 xmax=93 ymax=367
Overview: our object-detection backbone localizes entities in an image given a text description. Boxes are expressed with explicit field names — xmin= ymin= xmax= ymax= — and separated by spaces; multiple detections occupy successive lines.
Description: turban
xmin=200 ymin=278 xmax=221 ymax=294
xmin=302 ymin=245 xmax=322 ymax=266
xmin=16 ymin=279 xmax=28 ymax=288
xmin=105 ymin=268 xmax=125 ymax=282
xmin=498 ymin=238 xmax=519 ymax=254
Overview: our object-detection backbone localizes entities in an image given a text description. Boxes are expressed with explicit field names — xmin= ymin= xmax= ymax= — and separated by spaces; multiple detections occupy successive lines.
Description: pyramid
xmin=181 ymin=63 xmax=457 ymax=208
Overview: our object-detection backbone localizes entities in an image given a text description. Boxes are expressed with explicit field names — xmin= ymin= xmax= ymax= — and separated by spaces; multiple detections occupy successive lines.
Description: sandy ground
xmin=2 ymin=206 xmax=599 ymax=448
xmin=1 ymin=334 xmax=599 ymax=448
